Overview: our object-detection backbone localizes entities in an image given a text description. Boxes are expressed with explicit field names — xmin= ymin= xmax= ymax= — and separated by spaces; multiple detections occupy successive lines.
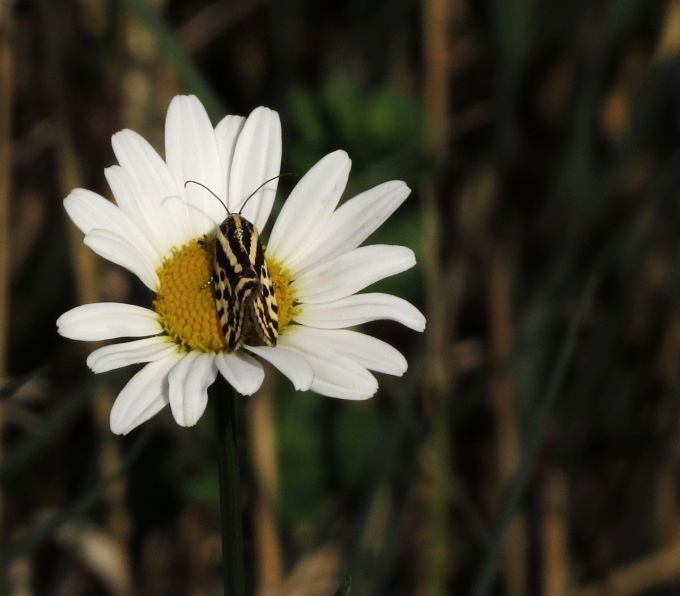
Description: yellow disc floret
xmin=267 ymin=256 xmax=298 ymax=332
xmin=154 ymin=238 xmax=224 ymax=352
xmin=153 ymin=238 xmax=299 ymax=353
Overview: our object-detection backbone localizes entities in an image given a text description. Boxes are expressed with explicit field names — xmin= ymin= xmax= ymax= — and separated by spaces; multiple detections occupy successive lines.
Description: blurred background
xmin=3 ymin=0 xmax=680 ymax=594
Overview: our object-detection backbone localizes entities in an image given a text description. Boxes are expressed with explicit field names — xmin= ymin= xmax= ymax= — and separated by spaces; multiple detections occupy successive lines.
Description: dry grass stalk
xmin=487 ymin=246 xmax=528 ymax=596
xmin=276 ymin=542 xmax=343 ymax=596
xmin=0 ymin=0 xmax=13 ymax=383
xmin=55 ymin=522 xmax=133 ymax=596
xmin=423 ymin=0 xmax=452 ymax=156
xmin=654 ymin=0 xmax=680 ymax=62
xmin=0 ymin=0 xmax=14 ymax=557
xmin=542 ymin=468 xmax=569 ymax=596
xmin=421 ymin=0 xmax=458 ymax=592
xmin=175 ymin=0 xmax=268 ymax=55
xmin=574 ymin=540 xmax=680 ymax=596
xmin=250 ymin=371 xmax=283 ymax=594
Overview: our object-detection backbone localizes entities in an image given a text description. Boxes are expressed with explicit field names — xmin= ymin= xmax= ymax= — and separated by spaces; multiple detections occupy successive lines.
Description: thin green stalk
xmin=212 ymin=375 xmax=245 ymax=596
xmin=470 ymin=276 xmax=596 ymax=596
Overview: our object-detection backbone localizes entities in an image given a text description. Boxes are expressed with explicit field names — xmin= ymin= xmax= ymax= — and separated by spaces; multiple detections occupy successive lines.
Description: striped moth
xmin=186 ymin=179 xmax=280 ymax=352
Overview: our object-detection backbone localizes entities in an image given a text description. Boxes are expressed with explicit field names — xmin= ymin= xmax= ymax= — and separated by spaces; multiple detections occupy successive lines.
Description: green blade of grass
xmin=470 ymin=276 xmax=596 ymax=596
xmin=0 ymin=387 xmax=91 ymax=483
xmin=334 ymin=576 xmax=352 ymax=596
xmin=122 ymin=0 xmax=226 ymax=121
xmin=0 ymin=428 xmax=150 ymax=572
xmin=0 ymin=368 xmax=45 ymax=401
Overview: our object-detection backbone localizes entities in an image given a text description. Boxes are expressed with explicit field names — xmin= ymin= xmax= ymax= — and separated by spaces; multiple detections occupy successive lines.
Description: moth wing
xmin=223 ymin=278 xmax=259 ymax=352
xmin=247 ymin=292 xmax=277 ymax=347
xmin=214 ymin=233 xmax=244 ymax=351
xmin=213 ymin=214 xmax=279 ymax=351
xmin=246 ymin=233 xmax=278 ymax=347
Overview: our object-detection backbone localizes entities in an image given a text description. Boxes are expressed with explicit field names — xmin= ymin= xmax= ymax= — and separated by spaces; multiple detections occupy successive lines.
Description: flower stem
xmin=212 ymin=375 xmax=245 ymax=596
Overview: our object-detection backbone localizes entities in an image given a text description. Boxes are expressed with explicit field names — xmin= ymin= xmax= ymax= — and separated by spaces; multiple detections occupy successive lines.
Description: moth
xmin=186 ymin=179 xmax=280 ymax=352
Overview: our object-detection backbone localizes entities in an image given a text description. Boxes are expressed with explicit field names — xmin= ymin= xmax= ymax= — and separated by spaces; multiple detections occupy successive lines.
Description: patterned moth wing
xmin=213 ymin=214 xmax=279 ymax=352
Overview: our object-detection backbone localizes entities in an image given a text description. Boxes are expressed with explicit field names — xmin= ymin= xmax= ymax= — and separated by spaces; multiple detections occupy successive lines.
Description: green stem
xmin=212 ymin=375 xmax=245 ymax=596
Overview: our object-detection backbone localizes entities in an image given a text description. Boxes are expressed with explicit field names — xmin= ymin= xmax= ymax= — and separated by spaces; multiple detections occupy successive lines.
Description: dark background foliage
xmin=2 ymin=0 xmax=680 ymax=595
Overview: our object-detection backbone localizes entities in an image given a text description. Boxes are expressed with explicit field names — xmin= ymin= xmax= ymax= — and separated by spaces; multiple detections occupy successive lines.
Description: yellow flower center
xmin=153 ymin=238 xmax=296 ymax=352
xmin=268 ymin=258 xmax=298 ymax=331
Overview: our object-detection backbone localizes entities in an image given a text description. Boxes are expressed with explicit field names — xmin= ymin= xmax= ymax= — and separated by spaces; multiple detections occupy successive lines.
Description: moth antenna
xmin=161 ymin=194 xmax=221 ymax=226
xmin=185 ymin=180 xmax=230 ymax=215
xmin=237 ymin=173 xmax=297 ymax=215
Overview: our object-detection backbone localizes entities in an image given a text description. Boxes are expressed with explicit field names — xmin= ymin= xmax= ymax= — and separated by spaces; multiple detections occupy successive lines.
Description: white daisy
xmin=57 ymin=95 xmax=426 ymax=435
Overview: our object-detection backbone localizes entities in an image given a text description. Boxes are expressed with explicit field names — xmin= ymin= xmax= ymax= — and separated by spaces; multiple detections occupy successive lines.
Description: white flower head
xmin=58 ymin=95 xmax=426 ymax=435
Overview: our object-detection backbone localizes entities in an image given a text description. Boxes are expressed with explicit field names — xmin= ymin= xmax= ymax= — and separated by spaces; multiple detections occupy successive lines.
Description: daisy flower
xmin=57 ymin=95 xmax=426 ymax=435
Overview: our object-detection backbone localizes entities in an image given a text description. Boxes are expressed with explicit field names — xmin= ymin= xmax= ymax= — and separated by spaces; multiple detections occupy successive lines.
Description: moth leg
xmin=200 ymin=275 xmax=214 ymax=290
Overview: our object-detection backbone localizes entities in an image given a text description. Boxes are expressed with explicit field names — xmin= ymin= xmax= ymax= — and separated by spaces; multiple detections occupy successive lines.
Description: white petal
xmin=215 ymin=351 xmax=265 ymax=395
xmin=105 ymin=165 xmax=171 ymax=258
xmin=293 ymin=245 xmax=416 ymax=304
xmin=245 ymin=344 xmax=313 ymax=391
xmin=168 ymin=351 xmax=217 ymax=427
xmin=290 ymin=327 xmax=407 ymax=375
xmin=293 ymin=181 xmax=411 ymax=273
xmin=110 ymin=353 xmax=183 ymax=435
xmin=227 ymin=107 xmax=282 ymax=231
xmin=84 ymin=229 xmax=159 ymax=291
xmin=310 ymin=372 xmax=376 ymax=400
xmin=281 ymin=330 xmax=378 ymax=399
xmin=64 ymin=189 xmax=161 ymax=266
xmin=267 ymin=151 xmax=350 ymax=266
xmin=86 ymin=337 xmax=178 ymax=373
xmin=215 ymin=114 xmax=245 ymax=206
xmin=165 ymin=95 xmax=225 ymax=236
xmin=111 ymin=129 xmax=192 ymax=247
xmin=58 ymin=303 xmax=163 ymax=341
xmin=295 ymin=293 xmax=426 ymax=331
